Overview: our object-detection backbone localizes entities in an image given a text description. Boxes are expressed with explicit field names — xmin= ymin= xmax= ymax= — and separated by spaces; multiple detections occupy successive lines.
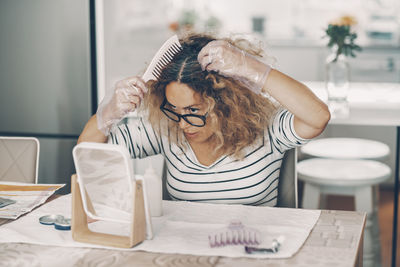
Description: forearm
xmin=77 ymin=115 xmax=108 ymax=144
xmin=197 ymin=40 xmax=330 ymax=138
xmin=262 ymin=69 xmax=330 ymax=137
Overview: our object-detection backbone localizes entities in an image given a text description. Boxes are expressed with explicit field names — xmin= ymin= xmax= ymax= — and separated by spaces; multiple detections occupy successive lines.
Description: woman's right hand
xmin=96 ymin=76 xmax=148 ymax=135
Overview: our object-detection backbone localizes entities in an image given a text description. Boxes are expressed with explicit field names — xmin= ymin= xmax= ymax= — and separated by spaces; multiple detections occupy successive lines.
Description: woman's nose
xmin=178 ymin=119 xmax=190 ymax=129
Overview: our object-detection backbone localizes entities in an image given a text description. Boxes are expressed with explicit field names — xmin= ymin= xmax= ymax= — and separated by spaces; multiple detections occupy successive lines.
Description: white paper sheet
xmin=0 ymin=194 xmax=320 ymax=259
xmin=0 ymin=182 xmax=65 ymax=219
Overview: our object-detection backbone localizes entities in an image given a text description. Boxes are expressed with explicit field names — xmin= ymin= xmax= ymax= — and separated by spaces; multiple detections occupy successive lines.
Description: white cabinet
xmin=267 ymin=43 xmax=400 ymax=83
xmin=348 ymin=48 xmax=400 ymax=83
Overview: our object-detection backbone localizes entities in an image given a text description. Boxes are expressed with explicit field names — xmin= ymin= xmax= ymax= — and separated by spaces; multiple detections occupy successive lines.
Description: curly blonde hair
xmin=142 ymin=33 xmax=277 ymax=159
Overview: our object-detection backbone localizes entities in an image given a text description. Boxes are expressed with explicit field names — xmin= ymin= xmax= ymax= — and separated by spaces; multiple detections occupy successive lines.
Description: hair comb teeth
xmin=208 ymin=220 xmax=261 ymax=248
xmin=142 ymin=35 xmax=182 ymax=82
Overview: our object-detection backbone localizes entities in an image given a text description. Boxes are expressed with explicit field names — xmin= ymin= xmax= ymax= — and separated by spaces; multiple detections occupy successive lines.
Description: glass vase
xmin=325 ymin=49 xmax=350 ymax=118
xmin=325 ymin=51 xmax=350 ymax=102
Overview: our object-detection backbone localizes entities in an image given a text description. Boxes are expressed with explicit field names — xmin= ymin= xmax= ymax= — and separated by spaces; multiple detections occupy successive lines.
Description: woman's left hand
xmin=197 ymin=40 xmax=271 ymax=94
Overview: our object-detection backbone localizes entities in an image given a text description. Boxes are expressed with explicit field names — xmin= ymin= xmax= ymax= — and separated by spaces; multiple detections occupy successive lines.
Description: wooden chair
xmin=0 ymin=136 xmax=39 ymax=184
xmin=277 ymin=148 xmax=298 ymax=208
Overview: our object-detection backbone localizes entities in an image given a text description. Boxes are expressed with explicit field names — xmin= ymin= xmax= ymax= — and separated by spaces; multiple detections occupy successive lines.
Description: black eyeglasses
xmin=160 ymin=99 xmax=208 ymax=127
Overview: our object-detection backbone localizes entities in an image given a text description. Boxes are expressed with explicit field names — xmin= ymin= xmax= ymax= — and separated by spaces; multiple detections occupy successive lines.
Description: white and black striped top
xmin=109 ymin=108 xmax=309 ymax=207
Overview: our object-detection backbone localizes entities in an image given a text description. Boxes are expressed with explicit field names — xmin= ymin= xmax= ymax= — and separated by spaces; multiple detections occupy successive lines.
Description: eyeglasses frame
xmin=160 ymin=98 xmax=208 ymax=127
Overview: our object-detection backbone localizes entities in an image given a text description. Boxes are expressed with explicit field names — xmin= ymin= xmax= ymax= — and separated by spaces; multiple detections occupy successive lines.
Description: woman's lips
xmin=184 ymin=132 xmax=198 ymax=138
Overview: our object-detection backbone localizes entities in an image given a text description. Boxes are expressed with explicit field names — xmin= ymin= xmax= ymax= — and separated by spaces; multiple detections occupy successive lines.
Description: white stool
xmin=300 ymin=137 xmax=390 ymax=215
xmin=300 ymin=137 xmax=390 ymax=267
xmin=301 ymin=137 xmax=390 ymax=160
xmin=298 ymin=158 xmax=391 ymax=267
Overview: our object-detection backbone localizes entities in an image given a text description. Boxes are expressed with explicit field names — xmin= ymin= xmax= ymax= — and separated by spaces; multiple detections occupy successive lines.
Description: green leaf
xmin=324 ymin=24 xmax=362 ymax=58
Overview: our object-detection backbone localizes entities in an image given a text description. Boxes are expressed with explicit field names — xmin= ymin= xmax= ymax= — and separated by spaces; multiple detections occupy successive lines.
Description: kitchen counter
xmin=305 ymin=81 xmax=400 ymax=125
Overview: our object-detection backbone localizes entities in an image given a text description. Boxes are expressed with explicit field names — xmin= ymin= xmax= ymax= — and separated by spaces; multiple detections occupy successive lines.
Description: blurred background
xmin=97 ymin=0 xmax=400 ymax=89
xmin=98 ymin=0 xmax=400 ymax=190
xmin=2 ymin=0 xmax=399 ymax=190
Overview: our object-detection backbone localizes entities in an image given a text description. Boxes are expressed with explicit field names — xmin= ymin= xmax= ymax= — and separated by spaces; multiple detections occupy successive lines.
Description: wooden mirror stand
xmin=71 ymin=174 xmax=146 ymax=248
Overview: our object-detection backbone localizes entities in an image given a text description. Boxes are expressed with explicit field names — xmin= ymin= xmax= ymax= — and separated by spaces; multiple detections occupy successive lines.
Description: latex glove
xmin=198 ymin=40 xmax=271 ymax=94
xmin=96 ymin=76 xmax=147 ymax=135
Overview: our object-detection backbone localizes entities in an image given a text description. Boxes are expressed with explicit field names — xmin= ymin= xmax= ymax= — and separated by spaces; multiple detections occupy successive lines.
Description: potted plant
xmin=324 ymin=16 xmax=362 ymax=103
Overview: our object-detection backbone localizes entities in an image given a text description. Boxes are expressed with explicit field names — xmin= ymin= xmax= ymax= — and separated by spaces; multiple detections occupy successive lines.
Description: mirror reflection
xmin=74 ymin=145 xmax=133 ymax=224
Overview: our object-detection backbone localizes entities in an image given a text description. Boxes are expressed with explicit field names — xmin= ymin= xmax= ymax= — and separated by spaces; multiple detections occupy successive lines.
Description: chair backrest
xmin=161 ymin=159 xmax=171 ymax=200
xmin=161 ymin=148 xmax=298 ymax=207
xmin=0 ymin=136 xmax=40 ymax=184
xmin=276 ymin=148 xmax=298 ymax=208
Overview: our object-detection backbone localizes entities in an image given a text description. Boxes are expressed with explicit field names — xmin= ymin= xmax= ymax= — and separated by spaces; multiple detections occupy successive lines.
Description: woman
xmin=78 ymin=33 xmax=330 ymax=206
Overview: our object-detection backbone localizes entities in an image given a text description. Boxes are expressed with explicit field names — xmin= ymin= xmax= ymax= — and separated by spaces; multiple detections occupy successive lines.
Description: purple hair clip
xmin=208 ymin=220 xmax=261 ymax=248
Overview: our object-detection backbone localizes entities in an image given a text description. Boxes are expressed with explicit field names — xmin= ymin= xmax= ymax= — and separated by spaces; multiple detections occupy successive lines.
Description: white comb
xmin=142 ymin=35 xmax=182 ymax=82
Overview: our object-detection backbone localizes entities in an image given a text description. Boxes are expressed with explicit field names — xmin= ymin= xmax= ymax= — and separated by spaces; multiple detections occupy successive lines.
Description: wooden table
xmin=0 ymin=209 xmax=365 ymax=267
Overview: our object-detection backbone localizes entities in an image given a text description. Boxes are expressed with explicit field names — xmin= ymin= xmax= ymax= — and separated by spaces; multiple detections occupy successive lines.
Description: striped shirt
xmin=109 ymin=108 xmax=309 ymax=207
